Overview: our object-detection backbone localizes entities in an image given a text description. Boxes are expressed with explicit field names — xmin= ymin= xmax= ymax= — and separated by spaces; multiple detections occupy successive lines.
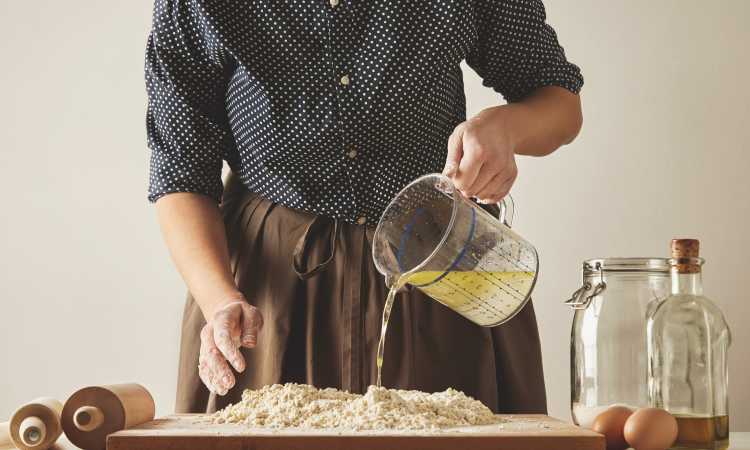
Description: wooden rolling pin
xmin=1 ymin=421 xmax=14 ymax=449
xmin=7 ymin=398 xmax=63 ymax=450
xmin=61 ymin=384 xmax=154 ymax=450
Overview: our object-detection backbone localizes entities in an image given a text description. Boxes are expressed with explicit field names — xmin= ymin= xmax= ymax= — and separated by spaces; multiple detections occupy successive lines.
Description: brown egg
xmin=591 ymin=406 xmax=634 ymax=450
xmin=624 ymin=408 xmax=678 ymax=450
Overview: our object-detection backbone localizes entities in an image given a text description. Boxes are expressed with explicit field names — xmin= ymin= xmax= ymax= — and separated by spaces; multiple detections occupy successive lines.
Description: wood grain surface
xmin=107 ymin=414 xmax=605 ymax=450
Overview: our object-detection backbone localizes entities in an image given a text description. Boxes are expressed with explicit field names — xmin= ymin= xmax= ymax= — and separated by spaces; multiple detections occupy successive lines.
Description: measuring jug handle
xmin=497 ymin=195 xmax=515 ymax=228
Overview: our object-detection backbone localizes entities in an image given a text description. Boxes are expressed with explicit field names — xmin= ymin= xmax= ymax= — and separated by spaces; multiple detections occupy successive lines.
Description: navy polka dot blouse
xmin=145 ymin=0 xmax=583 ymax=225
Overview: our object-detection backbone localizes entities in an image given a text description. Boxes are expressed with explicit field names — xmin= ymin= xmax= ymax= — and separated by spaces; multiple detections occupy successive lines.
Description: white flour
xmin=213 ymin=383 xmax=504 ymax=431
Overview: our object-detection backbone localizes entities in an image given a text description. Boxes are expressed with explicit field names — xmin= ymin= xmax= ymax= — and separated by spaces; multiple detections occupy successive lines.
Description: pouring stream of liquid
xmin=375 ymin=276 xmax=407 ymax=387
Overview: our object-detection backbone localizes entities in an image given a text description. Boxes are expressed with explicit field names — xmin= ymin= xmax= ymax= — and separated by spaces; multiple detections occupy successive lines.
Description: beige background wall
xmin=1 ymin=0 xmax=748 ymax=430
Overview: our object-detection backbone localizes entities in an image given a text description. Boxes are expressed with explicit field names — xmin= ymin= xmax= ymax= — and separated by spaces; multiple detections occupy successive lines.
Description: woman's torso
xmin=203 ymin=1 xmax=481 ymax=224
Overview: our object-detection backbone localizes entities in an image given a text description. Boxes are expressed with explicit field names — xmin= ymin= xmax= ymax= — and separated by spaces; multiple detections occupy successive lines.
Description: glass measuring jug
xmin=372 ymin=173 xmax=539 ymax=327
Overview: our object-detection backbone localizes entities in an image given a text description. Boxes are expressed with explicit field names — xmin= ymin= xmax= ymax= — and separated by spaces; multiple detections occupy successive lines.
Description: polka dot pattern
xmin=145 ymin=0 xmax=583 ymax=224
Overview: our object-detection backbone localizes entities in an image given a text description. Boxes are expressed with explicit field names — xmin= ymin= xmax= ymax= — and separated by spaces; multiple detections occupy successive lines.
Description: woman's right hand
xmin=198 ymin=300 xmax=264 ymax=395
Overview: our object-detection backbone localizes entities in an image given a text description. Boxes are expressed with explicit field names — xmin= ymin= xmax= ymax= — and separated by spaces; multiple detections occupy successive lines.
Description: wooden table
xmin=15 ymin=428 xmax=750 ymax=449
xmin=106 ymin=414 xmax=603 ymax=450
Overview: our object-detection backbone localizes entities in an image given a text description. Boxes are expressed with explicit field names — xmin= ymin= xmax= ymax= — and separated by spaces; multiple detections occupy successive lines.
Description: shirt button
xmin=347 ymin=148 xmax=358 ymax=159
xmin=330 ymin=0 xmax=339 ymax=6
xmin=356 ymin=216 xmax=367 ymax=225
xmin=340 ymin=75 xmax=350 ymax=86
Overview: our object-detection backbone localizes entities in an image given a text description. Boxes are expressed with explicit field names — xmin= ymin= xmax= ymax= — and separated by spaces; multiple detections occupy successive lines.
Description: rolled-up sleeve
xmin=145 ymin=0 xmax=233 ymax=203
xmin=467 ymin=0 xmax=583 ymax=103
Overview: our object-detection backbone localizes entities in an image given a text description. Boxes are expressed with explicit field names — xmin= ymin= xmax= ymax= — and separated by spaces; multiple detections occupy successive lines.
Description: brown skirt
xmin=175 ymin=175 xmax=547 ymax=414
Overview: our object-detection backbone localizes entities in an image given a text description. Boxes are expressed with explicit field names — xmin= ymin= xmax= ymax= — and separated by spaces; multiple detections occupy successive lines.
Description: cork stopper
xmin=671 ymin=238 xmax=701 ymax=273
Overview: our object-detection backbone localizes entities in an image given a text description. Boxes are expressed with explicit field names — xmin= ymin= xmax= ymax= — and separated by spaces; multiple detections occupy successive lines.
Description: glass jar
xmin=566 ymin=258 xmax=670 ymax=428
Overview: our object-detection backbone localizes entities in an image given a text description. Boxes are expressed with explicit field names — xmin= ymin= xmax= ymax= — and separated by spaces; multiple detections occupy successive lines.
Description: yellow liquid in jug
xmin=376 ymin=271 xmax=534 ymax=387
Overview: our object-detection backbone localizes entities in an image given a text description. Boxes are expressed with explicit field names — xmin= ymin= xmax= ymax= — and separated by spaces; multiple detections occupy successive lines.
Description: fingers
xmin=473 ymin=173 xmax=504 ymax=203
xmin=199 ymin=324 xmax=235 ymax=395
xmin=240 ymin=303 xmax=264 ymax=348
xmin=446 ymin=109 xmax=519 ymax=202
xmin=476 ymin=165 xmax=517 ymax=204
xmin=443 ymin=122 xmax=465 ymax=176
xmin=473 ymin=159 xmax=517 ymax=202
xmin=453 ymin=140 xmax=483 ymax=195
xmin=197 ymin=301 xmax=263 ymax=396
xmin=451 ymin=125 xmax=500 ymax=196
xmin=464 ymin=162 xmax=497 ymax=198
xmin=213 ymin=305 xmax=246 ymax=373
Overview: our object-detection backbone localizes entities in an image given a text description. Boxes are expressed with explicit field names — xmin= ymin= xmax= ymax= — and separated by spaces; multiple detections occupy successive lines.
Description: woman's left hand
xmin=443 ymin=106 xmax=518 ymax=204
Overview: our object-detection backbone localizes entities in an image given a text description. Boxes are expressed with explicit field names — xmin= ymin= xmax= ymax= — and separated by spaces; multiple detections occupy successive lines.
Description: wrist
xmin=200 ymin=291 xmax=245 ymax=321
xmin=478 ymin=104 xmax=532 ymax=152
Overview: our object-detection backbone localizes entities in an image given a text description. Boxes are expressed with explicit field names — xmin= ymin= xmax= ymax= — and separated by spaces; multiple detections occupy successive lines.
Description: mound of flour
xmin=213 ymin=383 xmax=503 ymax=430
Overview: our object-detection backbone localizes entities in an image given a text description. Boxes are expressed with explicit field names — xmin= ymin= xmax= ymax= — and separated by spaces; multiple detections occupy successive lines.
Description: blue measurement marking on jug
xmin=395 ymin=207 xmax=477 ymax=288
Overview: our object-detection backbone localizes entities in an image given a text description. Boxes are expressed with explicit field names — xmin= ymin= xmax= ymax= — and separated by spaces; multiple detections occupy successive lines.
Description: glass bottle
xmin=647 ymin=239 xmax=731 ymax=450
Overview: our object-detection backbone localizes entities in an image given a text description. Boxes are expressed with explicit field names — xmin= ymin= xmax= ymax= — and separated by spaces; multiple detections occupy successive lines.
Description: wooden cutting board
xmin=107 ymin=414 xmax=604 ymax=450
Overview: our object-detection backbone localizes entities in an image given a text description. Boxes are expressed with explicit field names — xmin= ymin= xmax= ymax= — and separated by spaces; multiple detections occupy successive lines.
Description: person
xmin=144 ymin=0 xmax=583 ymax=414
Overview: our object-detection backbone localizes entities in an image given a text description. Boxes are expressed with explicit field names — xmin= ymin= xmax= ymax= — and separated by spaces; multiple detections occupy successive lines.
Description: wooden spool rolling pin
xmin=61 ymin=384 xmax=155 ymax=450
xmin=6 ymin=398 xmax=64 ymax=450
xmin=1 ymin=421 xmax=14 ymax=450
